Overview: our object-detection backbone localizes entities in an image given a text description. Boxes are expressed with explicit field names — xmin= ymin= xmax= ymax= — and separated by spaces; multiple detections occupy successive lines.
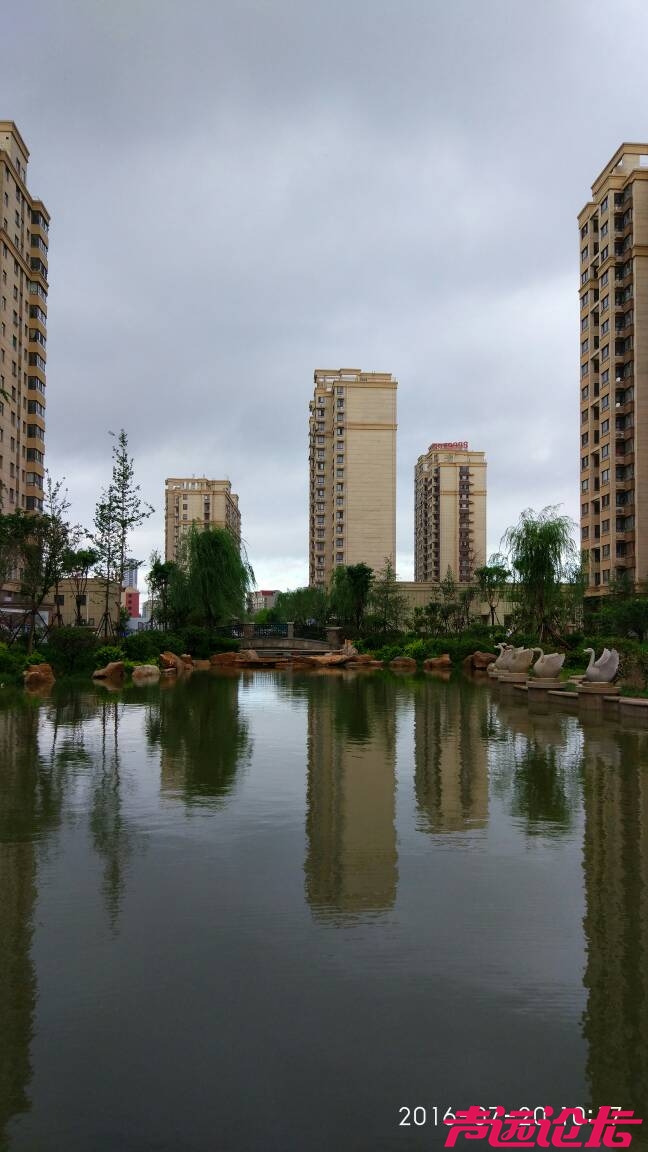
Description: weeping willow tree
xmin=169 ymin=525 xmax=254 ymax=627
xmin=501 ymin=506 xmax=578 ymax=641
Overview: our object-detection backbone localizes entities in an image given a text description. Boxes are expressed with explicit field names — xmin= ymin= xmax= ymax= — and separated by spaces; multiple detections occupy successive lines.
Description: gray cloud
xmin=6 ymin=0 xmax=648 ymax=585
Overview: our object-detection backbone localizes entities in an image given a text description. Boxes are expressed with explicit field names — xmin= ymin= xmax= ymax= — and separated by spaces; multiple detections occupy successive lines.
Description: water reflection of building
xmin=157 ymin=675 xmax=250 ymax=803
xmin=581 ymin=723 xmax=648 ymax=1113
xmin=0 ymin=706 xmax=42 ymax=1146
xmin=305 ymin=675 xmax=398 ymax=917
xmin=414 ymin=679 xmax=488 ymax=832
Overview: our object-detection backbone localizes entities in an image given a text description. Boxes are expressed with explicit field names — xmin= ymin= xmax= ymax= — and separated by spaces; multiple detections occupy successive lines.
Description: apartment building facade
xmin=164 ymin=477 xmax=241 ymax=562
xmin=578 ymin=144 xmax=648 ymax=593
xmin=0 ymin=123 xmax=49 ymax=521
xmin=308 ymin=368 xmax=397 ymax=587
xmin=414 ymin=443 xmax=487 ymax=583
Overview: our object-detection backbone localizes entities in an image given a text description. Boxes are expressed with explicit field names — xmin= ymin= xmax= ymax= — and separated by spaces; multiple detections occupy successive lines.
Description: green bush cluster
xmin=122 ymin=629 xmax=239 ymax=662
xmin=46 ymin=627 xmax=100 ymax=675
xmin=0 ymin=643 xmax=47 ymax=685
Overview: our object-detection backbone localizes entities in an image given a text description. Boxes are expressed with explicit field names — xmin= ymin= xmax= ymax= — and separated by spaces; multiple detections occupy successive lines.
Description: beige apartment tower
xmin=414 ymin=443 xmax=486 ymax=583
xmin=0 ymin=123 xmax=49 ymax=521
xmin=578 ymin=144 xmax=648 ymax=593
xmin=309 ymin=368 xmax=397 ymax=587
xmin=164 ymin=478 xmax=241 ymax=562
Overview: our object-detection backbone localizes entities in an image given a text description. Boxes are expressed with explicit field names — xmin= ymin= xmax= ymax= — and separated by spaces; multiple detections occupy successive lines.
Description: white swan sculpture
xmin=583 ymin=647 xmax=620 ymax=683
xmin=491 ymin=643 xmax=512 ymax=670
xmin=531 ymin=647 xmax=565 ymax=679
xmin=506 ymin=647 xmax=535 ymax=674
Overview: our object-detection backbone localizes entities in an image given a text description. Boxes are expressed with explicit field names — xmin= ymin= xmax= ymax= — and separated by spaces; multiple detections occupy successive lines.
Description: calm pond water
xmin=1 ymin=670 xmax=648 ymax=1151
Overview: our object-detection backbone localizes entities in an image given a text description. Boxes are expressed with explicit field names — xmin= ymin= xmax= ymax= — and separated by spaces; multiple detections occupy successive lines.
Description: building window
xmin=602 ymin=520 xmax=610 ymax=534
xmin=601 ymin=469 xmax=610 ymax=483
xmin=581 ymin=479 xmax=589 ymax=492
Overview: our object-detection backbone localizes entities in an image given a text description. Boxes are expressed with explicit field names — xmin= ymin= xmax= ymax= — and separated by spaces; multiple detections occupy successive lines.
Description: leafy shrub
xmin=94 ymin=645 xmax=125 ymax=669
xmin=46 ymin=627 xmax=99 ymax=675
xmin=123 ymin=631 xmax=184 ymax=661
xmin=0 ymin=642 xmax=29 ymax=685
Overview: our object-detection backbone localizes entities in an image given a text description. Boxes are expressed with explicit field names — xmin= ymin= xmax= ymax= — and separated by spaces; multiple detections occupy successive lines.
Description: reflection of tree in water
xmin=488 ymin=695 xmax=582 ymax=835
xmin=414 ymin=677 xmax=490 ymax=833
xmin=151 ymin=674 xmax=251 ymax=804
xmin=581 ymin=725 xmax=648 ymax=1119
xmin=87 ymin=696 xmax=139 ymax=931
xmin=304 ymin=673 xmax=398 ymax=919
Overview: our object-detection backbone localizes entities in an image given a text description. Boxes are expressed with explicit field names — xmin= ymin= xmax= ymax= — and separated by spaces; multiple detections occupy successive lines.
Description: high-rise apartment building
xmin=578 ymin=144 xmax=648 ymax=593
xmin=164 ymin=477 xmax=241 ymax=562
xmin=308 ymin=368 xmax=397 ymax=587
xmin=0 ymin=123 xmax=49 ymax=519
xmin=414 ymin=443 xmax=486 ymax=582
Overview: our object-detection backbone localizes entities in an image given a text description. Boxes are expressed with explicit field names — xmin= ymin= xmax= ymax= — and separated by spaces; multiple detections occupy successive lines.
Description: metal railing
xmin=253 ymin=623 xmax=288 ymax=638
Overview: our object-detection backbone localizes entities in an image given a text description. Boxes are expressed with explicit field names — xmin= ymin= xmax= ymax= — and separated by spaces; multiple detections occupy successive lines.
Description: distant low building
xmin=249 ymin=589 xmax=280 ymax=613
xmin=122 ymin=588 xmax=140 ymax=618
xmin=54 ymin=577 xmax=121 ymax=630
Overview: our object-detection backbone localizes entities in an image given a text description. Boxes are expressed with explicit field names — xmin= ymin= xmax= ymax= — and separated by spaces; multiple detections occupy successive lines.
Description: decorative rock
xmin=131 ymin=664 xmax=160 ymax=683
xmin=24 ymin=663 xmax=55 ymax=689
xmin=210 ymin=650 xmax=258 ymax=666
xmin=159 ymin=651 xmax=189 ymax=674
xmin=390 ymin=656 xmax=417 ymax=670
xmin=193 ymin=659 xmax=211 ymax=671
xmin=346 ymin=658 xmax=383 ymax=669
xmin=424 ymin=654 xmax=452 ymax=671
xmin=92 ymin=661 xmax=125 ymax=681
xmin=471 ymin=651 xmax=496 ymax=671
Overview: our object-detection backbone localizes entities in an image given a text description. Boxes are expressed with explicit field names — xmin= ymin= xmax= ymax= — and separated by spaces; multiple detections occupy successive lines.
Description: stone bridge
xmin=227 ymin=623 xmax=342 ymax=654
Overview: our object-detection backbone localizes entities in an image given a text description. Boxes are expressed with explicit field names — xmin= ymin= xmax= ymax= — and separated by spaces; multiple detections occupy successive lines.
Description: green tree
xmin=147 ymin=551 xmax=176 ymax=629
xmin=345 ymin=563 xmax=374 ymax=631
xmin=168 ymin=525 xmax=254 ymax=627
xmin=274 ymin=586 xmax=328 ymax=626
xmin=501 ymin=506 xmax=578 ymax=640
xmin=13 ymin=508 xmax=72 ymax=652
xmin=44 ymin=476 xmax=79 ymax=626
xmin=368 ymin=557 xmax=407 ymax=636
xmin=474 ymin=555 xmax=510 ymax=627
xmin=92 ymin=430 xmax=153 ymax=637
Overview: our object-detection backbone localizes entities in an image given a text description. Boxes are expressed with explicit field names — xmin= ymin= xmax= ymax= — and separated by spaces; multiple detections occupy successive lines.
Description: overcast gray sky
xmin=5 ymin=0 xmax=648 ymax=588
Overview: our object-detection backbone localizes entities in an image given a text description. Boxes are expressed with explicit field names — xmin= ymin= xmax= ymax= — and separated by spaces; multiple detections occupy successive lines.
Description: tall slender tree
xmin=92 ymin=430 xmax=153 ymax=637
